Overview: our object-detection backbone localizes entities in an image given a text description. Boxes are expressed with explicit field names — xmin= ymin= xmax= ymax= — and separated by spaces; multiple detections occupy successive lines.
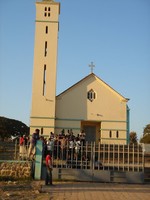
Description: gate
xmin=39 ymin=142 xmax=145 ymax=183
xmin=52 ymin=142 xmax=144 ymax=172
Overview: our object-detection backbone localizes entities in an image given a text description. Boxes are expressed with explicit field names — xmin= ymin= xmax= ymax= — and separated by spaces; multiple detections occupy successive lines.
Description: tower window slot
xmin=44 ymin=41 xmax=47 ymax=57
xmin=43 ymin=65 xmax=46 ymax=96
xmin=46 ymin=26 xmax=48 ymax=34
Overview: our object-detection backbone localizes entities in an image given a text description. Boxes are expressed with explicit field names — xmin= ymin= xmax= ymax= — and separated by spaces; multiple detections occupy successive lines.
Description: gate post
xmin=34 ymin=140 xmax=43 ymax=180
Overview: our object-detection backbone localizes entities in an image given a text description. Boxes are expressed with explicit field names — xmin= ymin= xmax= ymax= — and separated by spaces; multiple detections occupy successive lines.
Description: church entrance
xmin=83 ymin=125 xmax=96 ymax=142
xmin=81 ymin=121 xmax=101 ymax=143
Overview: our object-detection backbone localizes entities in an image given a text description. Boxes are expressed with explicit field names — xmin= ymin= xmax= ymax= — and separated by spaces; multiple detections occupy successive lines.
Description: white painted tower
xmin=30 ymin=0 xmax=60 ymax=135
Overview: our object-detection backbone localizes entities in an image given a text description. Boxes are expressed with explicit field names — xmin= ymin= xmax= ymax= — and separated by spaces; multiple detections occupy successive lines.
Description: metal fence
xmin=0 ymin=141 xmax=18 ymax=160
xmin=52 ymin=142 xmax=144 ymax=172
xmin=0 ymin=141 xmax=144 ymax=172
xmin=0 ymin=141 xmax=29 ymax=160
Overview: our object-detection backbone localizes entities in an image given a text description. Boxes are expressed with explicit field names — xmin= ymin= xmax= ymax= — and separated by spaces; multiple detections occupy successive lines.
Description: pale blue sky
xmin=0 ymin=0 xmax=150 ymax=140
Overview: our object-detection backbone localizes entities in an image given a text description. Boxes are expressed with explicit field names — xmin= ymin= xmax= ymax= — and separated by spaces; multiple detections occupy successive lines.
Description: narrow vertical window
xmin=109 ymin=130 xmax=112 ymax=138
xmin=44 ymin=7 xmax=47 ymax=17
xmin=44 ymin=41 xmax=47 ymax=56
xmin=46 ymin=26 xmax=48 ymax=34
xmin=41 ymin=127 xmax=43 ymax=135
xmin=43 ymin=65 xmax=46 ymax=96
xmin=116 ymin=130 xmax=119 ymax=138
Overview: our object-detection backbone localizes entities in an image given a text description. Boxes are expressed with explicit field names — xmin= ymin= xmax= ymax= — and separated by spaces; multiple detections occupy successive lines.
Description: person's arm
xmin=48 ymin=159 xmax=53 ymax=169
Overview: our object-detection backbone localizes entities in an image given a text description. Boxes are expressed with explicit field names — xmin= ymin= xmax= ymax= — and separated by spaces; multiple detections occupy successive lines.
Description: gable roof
xmin=57 ymin=73 xmax=129 ymax=102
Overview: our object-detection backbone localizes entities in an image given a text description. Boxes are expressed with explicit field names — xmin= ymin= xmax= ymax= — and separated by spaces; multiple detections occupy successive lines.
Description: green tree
xmin=129 ymin=131 xmax=138 ymax=144
xmin=0 ymin=116 xmax=29 ymax=141
xmin=140 ymin=124 xmax=150 ymax=144
xmin=143 ymin=124 xmax=150 ymax=136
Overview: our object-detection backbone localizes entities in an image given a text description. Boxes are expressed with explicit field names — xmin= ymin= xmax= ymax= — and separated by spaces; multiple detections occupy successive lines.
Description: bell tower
xmin=30 ymin=0 xmax=60 ymax=135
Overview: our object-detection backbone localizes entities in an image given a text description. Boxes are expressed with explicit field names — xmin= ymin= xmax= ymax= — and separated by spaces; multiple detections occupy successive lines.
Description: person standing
xmin=19 ymin=135 xmax=26 ymax=159
xmin=28 ymin=129 xmax=40 ymax=160
xmin=46 ymin=138 xmax=54 ymax=157
xmin=79 ymin=129 xmax=86 ymax=146
xmin=45 ymin=154 xmax=53 ymax=185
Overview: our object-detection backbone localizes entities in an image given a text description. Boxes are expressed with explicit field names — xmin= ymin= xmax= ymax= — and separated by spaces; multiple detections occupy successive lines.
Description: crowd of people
xmin=19 ymin=129 xmax=86 ymax=161
xmin=19 ymin=129 xmax=98 ymax=186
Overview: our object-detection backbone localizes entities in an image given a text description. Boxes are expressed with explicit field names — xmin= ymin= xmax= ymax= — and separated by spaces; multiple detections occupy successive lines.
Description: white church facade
xmin=30 ymin=0 xmax=130 ymax=144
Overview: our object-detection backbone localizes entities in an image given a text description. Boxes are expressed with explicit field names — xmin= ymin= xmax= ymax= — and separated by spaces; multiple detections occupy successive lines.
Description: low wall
xmin=0 ymin=161 xmax=32 ymax=180
xmin=41 ymin=167 xmax=144 ymax=184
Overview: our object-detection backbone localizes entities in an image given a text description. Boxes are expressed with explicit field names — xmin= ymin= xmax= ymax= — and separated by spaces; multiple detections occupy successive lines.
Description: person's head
xmin=35 ymin=129 xmax=40 ymax=134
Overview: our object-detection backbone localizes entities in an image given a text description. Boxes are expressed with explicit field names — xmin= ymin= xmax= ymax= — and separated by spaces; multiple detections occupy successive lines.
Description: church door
xmin=83 ymin=125 xmax=96 ymax=143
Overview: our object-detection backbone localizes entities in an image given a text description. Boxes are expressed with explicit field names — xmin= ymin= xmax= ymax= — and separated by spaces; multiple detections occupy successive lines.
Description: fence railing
xmin=0 ymin=141 xmax=144 ymax=172
xmin=52 ymin=142 xmax=144 ymax=172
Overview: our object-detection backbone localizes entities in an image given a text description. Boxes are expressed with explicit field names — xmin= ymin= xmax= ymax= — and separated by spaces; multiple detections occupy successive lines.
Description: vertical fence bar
xmin=103 ymin=144 xmax=105 ymax=170
xmin=123 ymin=144 xmax=125 ymax=171
xmin=133 ymin=144 xmax=134 ymax=172
xmin=108 ymin=144 xmax=110 ymax=170
xmin=142 ymin=146 xmax=145 ymax=172
xmin=81 ymin=142 xmax=83 ymax=169
xmin=98 ymin=142 xmax=100 ymax=170
xmin=117 ymin=144 xmax=119 ymax=171
xmin=113 ymin=144 xmax=114 ymax=170
xmin=128 ymin=144 xmax=129 ymax=171
xmin=90 ymin=142 xmax=93 ymax=169
xmin=137 ymin=144 xmax=139 ymax=172
xmin=14 ymin=140 xmax=18 ymax=160
xmin=86 ymin=141 xmax=88 ymax=169
xmin=93 ymin=142 xmax=95 ymax=170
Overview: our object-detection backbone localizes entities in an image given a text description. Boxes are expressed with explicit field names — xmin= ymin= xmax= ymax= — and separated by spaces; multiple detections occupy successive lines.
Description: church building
xmin=30 ymin=0 xmax=130 ymax=144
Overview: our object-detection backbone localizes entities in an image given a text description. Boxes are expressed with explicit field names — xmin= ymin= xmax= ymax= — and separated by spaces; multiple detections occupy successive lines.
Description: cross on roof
xmin=89 ymin=62 xmax=95 ymax=73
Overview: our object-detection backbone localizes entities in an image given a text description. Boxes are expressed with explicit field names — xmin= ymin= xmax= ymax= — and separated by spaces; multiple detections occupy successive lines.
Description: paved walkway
xmin=41 ymin=182 xmax=150 ymax=200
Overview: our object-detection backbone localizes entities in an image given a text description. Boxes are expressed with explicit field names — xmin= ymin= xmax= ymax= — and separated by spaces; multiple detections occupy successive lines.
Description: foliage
xmin=140 ymin=134 xmax=150 ymax=144
xmin=129 ymin=131 xmax=138 ymax=144
xmin=143 ymin=124 xmax=150 ymax=136
xmin=140 ymin=124 xmax=150 ymax=144
xmin=0 ymin=116 xmax=29 ymax=141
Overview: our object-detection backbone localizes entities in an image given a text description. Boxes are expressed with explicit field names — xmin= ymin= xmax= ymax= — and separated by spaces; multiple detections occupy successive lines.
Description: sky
xmin=0 ymin=0 xmax=150 ymax=140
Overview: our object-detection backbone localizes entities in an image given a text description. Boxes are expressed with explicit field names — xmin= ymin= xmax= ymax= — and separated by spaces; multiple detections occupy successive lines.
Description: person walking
xmin=45 ymin=153 xmax=53 ymax=186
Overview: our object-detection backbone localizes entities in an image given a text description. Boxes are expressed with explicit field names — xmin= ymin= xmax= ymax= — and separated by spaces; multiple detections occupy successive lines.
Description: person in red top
xmin=19 ymin=135 xmax=27 ymax=159
xmin=45 ymin=153 xmax=53 ymax=185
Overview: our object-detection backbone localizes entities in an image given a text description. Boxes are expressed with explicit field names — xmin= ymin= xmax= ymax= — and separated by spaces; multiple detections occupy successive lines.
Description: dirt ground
xmin=1 ymin=180 xmax=150 ymax=200
xmin=0 ymin=180 xmax=50 ymax=200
